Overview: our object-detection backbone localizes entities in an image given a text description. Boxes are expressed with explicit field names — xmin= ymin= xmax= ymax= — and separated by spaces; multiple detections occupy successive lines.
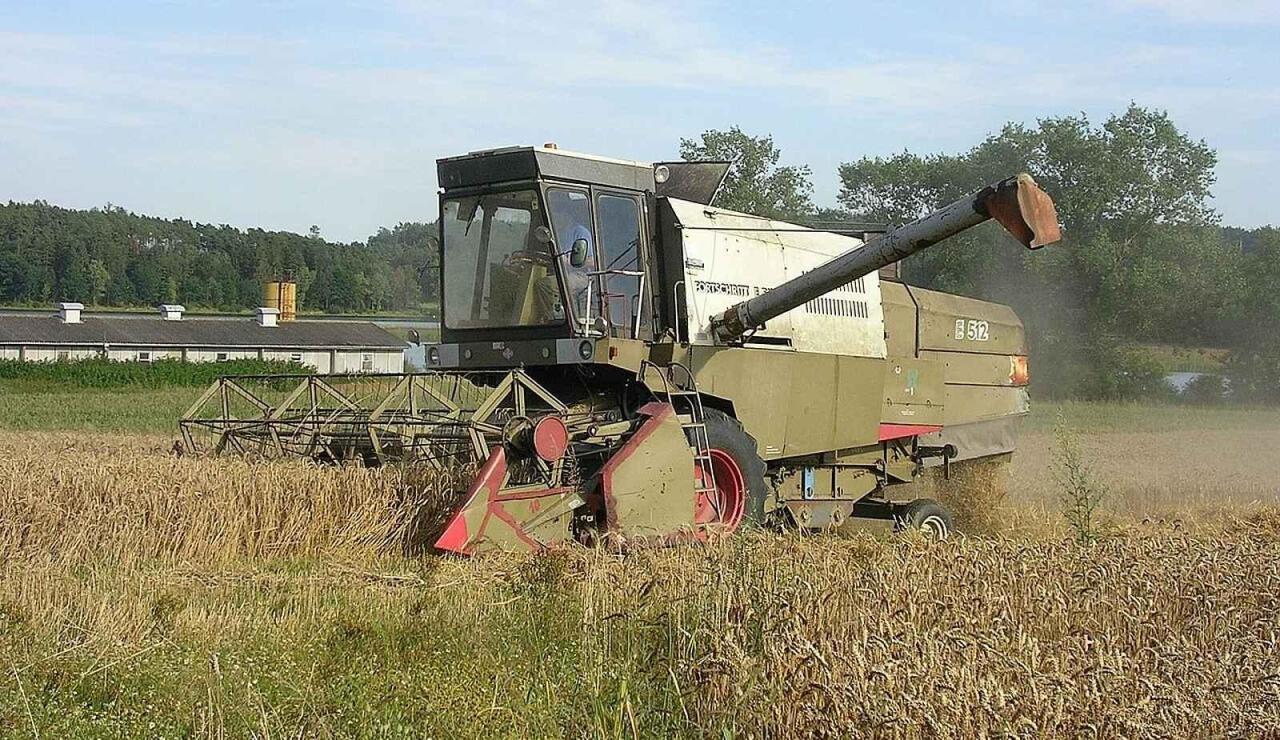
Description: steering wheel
xmin=504 ymin=249 xmax=553 ymax=268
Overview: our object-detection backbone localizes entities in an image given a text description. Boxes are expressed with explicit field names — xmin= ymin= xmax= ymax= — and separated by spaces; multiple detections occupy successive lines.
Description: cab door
xmin=592 ymin=189 xmax=652 ymax=340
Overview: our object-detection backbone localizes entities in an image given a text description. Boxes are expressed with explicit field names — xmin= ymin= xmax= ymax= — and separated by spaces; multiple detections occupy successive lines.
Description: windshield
xmin=442 ymin=190 xmax=565 ymax=330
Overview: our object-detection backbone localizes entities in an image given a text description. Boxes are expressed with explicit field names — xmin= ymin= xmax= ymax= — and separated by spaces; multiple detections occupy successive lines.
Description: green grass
xmin=1028 ymin=400 xmax=1280 ymax=433
xmin=0 ymin=358 xmax=309 ymax=390
xmin=0 ymin=359 xmax=309 ymax=433
xmin=0 ymin=562 xmax=612 ymax=738
xmin=0 ymin=386 xmax=201 ymax=433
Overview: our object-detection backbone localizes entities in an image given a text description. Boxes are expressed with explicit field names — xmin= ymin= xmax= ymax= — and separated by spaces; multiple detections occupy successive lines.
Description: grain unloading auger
xmin=182 ymin=145 xmax=1061 ymax=554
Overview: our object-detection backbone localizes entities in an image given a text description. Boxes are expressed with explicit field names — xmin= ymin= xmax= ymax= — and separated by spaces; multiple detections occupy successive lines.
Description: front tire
xmin=894 ymin=498 xmax=954 ymax=539
xmin=701 ymin=408 xmax=769 ymax=528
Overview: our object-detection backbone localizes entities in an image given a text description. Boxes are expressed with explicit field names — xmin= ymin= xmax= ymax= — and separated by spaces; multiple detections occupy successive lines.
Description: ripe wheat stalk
xmin=1 ymin=430 xmax=1278 ymax=737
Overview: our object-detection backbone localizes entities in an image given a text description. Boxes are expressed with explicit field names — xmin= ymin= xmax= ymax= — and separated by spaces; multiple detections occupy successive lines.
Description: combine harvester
xmin=182 ymin=145 xmax=1060 ymax=553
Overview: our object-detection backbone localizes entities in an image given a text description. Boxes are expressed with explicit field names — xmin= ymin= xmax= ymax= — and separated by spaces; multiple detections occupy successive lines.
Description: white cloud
xmin=385 ymin=0 xmax=1036 ymax=114
xmin=1115 ymin=0 xmax=1280 ymax=24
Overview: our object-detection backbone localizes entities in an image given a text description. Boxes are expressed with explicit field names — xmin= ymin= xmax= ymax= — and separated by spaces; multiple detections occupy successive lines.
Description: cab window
xmin=595 ymin=193 xmax=644 ymax=336
xmin=442 ymin=190 xmax=563 ymax=329
xmin=546 ymin=187 xmax=597 ymax=327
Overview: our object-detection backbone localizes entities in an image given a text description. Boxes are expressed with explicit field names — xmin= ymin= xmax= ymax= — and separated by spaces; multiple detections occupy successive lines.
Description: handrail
xmin=584 ymin=268 xmax=647 ymax=340
xmin=671 ymin=280 xmax=686 ymax=344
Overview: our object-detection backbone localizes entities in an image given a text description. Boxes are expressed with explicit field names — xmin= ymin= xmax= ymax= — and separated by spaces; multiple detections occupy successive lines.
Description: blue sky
xmin=1 ymin=0 xmax=1275 ymax=241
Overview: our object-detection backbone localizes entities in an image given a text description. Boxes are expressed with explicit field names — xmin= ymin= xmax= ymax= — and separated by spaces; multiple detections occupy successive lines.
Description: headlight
xmin=427 ymin=346 xmax=440 ymax=365
xmin=578 ymin=340 xmax=593 ymax=360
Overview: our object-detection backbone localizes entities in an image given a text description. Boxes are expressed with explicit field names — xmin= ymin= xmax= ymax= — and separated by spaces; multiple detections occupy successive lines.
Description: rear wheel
xmin=894 ymin=498 xmax=954 ymax=539
xmin=696 ymin=408 xmax=768 ymax=532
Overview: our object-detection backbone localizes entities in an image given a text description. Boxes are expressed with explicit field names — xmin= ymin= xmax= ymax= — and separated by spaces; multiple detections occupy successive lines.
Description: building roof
xmin=0 ymin=315 xmax=406 ymax=350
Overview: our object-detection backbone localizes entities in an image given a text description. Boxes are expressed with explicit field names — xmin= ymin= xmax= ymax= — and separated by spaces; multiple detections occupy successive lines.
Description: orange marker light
xmin=1010 ymin=355 xmax=1030 ymax=386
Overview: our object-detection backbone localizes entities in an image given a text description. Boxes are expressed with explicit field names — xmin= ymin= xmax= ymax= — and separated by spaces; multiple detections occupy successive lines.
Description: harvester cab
xmin=181 ymin=144 xmax=1061 ymax=555
xmin=431 ymin=146 xmax=729 ymax=361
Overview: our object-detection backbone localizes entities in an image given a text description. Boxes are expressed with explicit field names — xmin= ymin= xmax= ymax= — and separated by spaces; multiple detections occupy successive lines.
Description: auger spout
xmin=710 ymin=173 xmax=1061 ymax=342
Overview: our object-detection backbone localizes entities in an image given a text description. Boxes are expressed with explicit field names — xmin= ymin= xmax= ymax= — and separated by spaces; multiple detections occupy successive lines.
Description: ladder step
xmin=643 ymin=359 xmax=719 ymax=495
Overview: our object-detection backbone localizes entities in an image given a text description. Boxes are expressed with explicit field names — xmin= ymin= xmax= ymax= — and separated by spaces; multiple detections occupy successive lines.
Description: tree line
xmin=0 ymin=203 xmax=439 ymax=314
xmin=681 ymin=107 xmax=1278 ymax=402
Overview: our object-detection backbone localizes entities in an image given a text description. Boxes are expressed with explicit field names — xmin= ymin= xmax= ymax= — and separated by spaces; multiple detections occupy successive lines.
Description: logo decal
xmin=954 ymin=319 xmax=990 ymax=342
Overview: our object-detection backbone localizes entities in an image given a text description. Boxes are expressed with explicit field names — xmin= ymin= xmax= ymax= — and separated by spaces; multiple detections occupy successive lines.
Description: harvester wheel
xmin=894 ymin=498 xmax=954 ymax=539
xmin=701 ymin=409 xmax=768 ymax=530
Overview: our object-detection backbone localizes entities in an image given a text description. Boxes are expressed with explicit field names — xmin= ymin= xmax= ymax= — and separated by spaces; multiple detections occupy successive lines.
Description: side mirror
xmin=569 ymin=238 xmax=589 ymax=268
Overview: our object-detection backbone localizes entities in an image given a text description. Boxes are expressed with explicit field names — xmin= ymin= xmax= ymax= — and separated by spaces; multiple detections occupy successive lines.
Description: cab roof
xmin=437 ymin=145 xmax=656 ymax=192
xmin=438 ymin=145 xmax=731 ymax=204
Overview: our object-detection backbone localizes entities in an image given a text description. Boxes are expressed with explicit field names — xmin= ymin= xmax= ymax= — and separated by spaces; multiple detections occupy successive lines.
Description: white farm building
xmin=0 ymin=304 xmax=406 ymax=373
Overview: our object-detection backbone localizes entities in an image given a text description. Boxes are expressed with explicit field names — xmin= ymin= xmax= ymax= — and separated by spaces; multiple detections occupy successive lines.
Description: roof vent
xmin=159 ymin=304 xmax=185 ymax=321
xmin=58 ymin=302 xmax=84 ymax=324
xmin=256 ymin=307 xmax=280 ymax=328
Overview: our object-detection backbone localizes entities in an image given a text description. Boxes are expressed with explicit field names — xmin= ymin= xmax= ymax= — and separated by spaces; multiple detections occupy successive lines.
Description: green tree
xmin=87 ymin=258 xmax=110 ymax=305
xmin=56 ymin=249 xmax=92 ymax=302
xmin=1224 ymin=227 xmax=1280 ymax=403
xmin=127 ymin=258 xmax=165 ymax=305
xmin=835 ymin=105 xmax=1226 ymax=398
xmin=0 ymin=201 xmax=446 ymax=314
xmin=0 ymin=251 xmax=32 ymax=302
xmin=389 ymin=267 xmax=423 ymax=309
xmin=367 ymin=222 xmax=440 ymax=304
xmin=839 ymin=105 xmax=1217 ymax=240
xmin=679 ymin=127 xmax=814 ymax=221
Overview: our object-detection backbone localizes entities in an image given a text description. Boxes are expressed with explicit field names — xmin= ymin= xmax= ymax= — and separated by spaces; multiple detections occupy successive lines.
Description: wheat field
xmin=2 ymin=407 xmax=1280 ymax=737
